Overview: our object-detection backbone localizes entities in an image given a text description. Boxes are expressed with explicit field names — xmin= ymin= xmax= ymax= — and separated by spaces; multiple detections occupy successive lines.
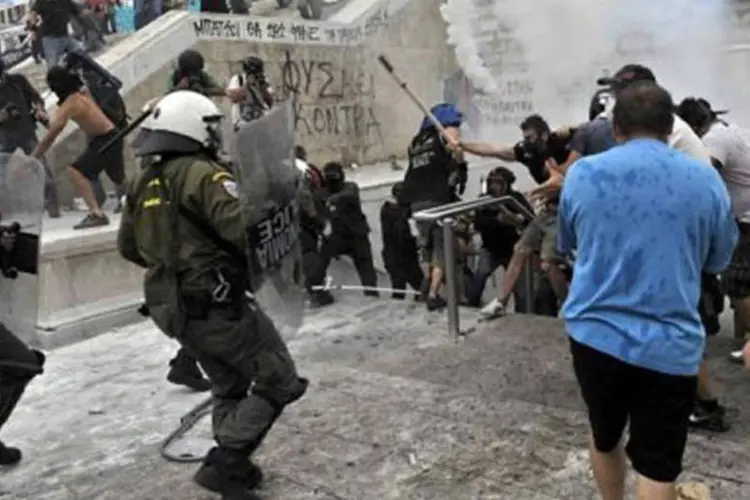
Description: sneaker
xmin=728 ymin=349 xmax=744 ymax=365
xmin=689 ymin=400 xmax=730 ymax=432
xmin=479 ymin=298 xmax=505 ymax=319
xmin=0 ymin=442 xmax=22 ymax=466
xmin=73 ymin=213 xmax=109 ymax=230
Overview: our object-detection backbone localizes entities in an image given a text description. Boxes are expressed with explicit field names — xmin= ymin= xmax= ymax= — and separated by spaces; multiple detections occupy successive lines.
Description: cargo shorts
xmin=518 ymin=211 xmax=563 ymax=262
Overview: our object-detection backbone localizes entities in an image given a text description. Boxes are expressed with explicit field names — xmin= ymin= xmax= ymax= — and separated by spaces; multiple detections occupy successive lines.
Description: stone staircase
xmin=12 ymin=33 xmax=130 ymax=91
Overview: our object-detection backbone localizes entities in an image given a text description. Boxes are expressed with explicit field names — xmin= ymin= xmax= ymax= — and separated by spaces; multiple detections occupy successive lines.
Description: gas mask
xmin=521 ymin=137 xmax=547 ymax=157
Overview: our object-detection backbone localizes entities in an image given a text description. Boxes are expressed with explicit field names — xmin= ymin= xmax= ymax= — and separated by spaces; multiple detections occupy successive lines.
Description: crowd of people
xmin=0 ymin=34 xmax=748 ymax=499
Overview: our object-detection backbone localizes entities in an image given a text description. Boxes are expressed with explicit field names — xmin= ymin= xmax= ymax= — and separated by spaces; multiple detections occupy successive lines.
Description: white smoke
xmin=442 ymin=0 xmax=742 ymax=141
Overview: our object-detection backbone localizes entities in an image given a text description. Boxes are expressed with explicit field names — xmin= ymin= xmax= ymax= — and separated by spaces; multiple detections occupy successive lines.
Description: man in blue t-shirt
xmin=558 ymin=82 xmax=737 ymax=499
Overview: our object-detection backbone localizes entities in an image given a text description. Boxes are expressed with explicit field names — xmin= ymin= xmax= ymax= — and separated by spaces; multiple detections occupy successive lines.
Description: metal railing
xmin=413 ymin=195 xmax=537 ymax=341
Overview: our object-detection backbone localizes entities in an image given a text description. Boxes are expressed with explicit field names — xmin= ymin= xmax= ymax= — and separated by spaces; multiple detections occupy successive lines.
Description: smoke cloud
xmin=442 ymin=0 xmax=742 ymax=142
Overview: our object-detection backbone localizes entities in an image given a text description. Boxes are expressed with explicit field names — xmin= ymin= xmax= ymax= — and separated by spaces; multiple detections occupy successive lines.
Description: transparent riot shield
xmin=0 ymin=154 xmax=45 ymax=346
xmin=232 ymin=99 xmax=306 ymax=336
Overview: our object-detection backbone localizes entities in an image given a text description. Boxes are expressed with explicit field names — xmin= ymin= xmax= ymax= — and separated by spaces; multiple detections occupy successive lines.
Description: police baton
xmin=377 ymin=54 xmax=457 ymax=146
xmin=97 ymin=108 xmax=152 ymax=155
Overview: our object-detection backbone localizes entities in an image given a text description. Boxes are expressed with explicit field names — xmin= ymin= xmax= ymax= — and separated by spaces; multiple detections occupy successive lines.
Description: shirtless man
xmin=33 ymin=66 xmax=124 ymax=230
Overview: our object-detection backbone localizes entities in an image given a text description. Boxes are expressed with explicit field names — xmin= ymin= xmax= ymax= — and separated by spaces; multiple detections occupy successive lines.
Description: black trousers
xmin=383 ymin=250 xmax=424 ymax=299
xmin=0 ymin=323 xmax=44 ymax=434
xmin=320 ymin=234 xmax=378 ymax=295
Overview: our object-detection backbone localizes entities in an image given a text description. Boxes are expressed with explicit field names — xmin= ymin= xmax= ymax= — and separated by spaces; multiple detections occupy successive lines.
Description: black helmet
xmin=177 ymin=49 xmax=204 ymax=74
xmin=242 ymin=56 xmax=264 ymax=76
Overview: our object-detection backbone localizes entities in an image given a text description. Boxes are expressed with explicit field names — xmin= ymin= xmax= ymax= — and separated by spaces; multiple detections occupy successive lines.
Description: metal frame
xmin=413 ymin=195 xmax=537 ymax=340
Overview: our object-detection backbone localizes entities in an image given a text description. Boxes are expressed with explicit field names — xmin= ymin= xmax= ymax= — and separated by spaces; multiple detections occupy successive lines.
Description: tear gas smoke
xmin=442 ymin=0 xmax=743 ymax=143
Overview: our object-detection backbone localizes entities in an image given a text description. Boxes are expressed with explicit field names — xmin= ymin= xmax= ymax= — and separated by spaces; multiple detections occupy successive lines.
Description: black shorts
xmin=570 ymin=338 xmax=697 ymax=483
xmin=72 ymin=129 xmax=125 ymax=184
xmin=722 ymin=222 xmax=750 ymax=299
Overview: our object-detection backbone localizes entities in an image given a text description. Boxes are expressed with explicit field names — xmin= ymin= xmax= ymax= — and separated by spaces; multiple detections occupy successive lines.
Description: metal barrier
xmin=413 ymin=195 xmax=537 ymax=340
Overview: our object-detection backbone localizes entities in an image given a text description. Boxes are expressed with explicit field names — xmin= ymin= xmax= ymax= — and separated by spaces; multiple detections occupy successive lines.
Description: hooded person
xmin=315 ymin=162 xmax=379 ymax=297
xmin=380 ymin=181 xmax=425 ymax=300
xmin=466 ymin=167 xmax=534 ymax=308
xmin=400 ymin=103 xmax=467 ymax=311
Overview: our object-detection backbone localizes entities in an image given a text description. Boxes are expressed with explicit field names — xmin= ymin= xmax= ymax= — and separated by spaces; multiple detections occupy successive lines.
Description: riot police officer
xmin=318 ymin=162 xmax=379 ymax=296
xmin=117 ymin=91 xmax=308 ymax=499
xmin=158 ymin=48 xmax=243 ymax=390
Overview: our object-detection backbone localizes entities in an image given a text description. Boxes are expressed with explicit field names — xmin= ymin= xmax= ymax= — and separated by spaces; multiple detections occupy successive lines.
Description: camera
xmin=0 ymin=219 xmax=38 ymax=279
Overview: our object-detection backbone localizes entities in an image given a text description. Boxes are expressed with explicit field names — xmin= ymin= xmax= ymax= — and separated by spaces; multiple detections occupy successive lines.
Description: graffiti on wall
xmin=277 ymin=51 xmax=383 ymax=148
xmin=192 ymin=5 xmax=393 ymax=46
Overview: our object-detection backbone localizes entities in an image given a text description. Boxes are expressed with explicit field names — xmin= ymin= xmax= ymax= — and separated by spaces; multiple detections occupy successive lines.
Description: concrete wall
xmin=39 ymin=0 xmax=456 ymax=207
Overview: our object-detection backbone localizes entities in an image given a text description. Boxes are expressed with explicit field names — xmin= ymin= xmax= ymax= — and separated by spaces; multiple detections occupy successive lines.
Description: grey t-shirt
xmin=570 ymin=117 xmax=616 ymax=157
xmin=702 ymin=121 xmax=750 ymax=221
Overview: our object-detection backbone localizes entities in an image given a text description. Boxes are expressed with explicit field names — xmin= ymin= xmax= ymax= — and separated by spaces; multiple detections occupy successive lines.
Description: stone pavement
xmin=1 ymin=293 xmax=749 ymax=499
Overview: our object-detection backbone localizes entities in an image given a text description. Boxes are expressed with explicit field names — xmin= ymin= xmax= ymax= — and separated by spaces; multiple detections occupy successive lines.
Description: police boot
xmin=0 ymin=441 xmax=21 ymax=466
xmin=166 ymin=351 xmax=211 ymax=392
xmin=310 ymin=290 xmax=334 ymax=307
xmin=194 ymin=446 xmax=263 ymax=499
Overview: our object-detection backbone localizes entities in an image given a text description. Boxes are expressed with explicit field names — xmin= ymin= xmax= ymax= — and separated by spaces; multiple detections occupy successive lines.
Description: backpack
xmin=90 ymin=85 xmax=128 ymax=128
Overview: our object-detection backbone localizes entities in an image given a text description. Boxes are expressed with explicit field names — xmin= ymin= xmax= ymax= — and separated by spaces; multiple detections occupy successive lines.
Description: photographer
xmin=226 ymin=56 xmax=275 ymax=130
xmin=166 ymin=50 xmax=242 ymax=102
xmin=0 ymin=59 xmax=60 ymax=217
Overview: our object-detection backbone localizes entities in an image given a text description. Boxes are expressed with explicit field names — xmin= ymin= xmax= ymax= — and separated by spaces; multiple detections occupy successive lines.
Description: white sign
xmin=190 ymin=0 xmax=403 ymax=46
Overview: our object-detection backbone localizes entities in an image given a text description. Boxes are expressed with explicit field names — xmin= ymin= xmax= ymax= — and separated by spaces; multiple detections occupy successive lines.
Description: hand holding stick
xmin=377 ymin=54 xmax=459 ymax=149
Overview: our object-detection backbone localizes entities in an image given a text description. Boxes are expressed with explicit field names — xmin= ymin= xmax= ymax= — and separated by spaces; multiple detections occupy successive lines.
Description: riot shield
xmin=232 ymin=99 xmax=306 ymax=337
xmin=0 ymin=154 xmax=45 ymax=346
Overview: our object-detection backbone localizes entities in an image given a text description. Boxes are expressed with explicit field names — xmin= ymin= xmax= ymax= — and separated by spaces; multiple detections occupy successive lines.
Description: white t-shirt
xmin=702 ymin=121 xmax=750 ymax=220
xmin=226 ymin=74 xmax=243 ymax=126
xmin=668 ymin=114 xmax=712 ymax=164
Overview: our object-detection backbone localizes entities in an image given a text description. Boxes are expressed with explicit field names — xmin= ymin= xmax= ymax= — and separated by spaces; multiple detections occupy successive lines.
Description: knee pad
xmin=252 ymin=376 xmax=308 ymax=414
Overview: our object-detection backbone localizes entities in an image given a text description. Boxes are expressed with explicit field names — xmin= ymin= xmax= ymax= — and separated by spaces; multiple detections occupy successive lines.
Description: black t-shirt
xmin=401 ymin=128 xmax=456 ymax=207
xmin=512 ymin=132 xmax=573 ymax=185
xmin=33 ymin=0 xmax=79 ymax=37
xmin=474 ymin=191 xmax=533 ymax=259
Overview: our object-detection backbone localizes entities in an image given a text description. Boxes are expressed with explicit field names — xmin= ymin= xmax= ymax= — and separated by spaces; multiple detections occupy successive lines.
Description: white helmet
xmin=134 ymin=90 xmax=224 ymax=157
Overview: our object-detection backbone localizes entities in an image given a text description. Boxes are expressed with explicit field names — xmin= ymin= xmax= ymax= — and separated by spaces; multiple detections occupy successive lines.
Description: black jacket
xmin=473 ymin=191 xmax=533 ymax=259
xmin=380 ymin=200 xmax=417 ymax=260
xmin=320 ymin=182 xmax=370 ymax=237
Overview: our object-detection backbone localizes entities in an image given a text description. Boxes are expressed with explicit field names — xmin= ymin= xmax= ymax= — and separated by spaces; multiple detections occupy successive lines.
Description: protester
xmin=227 ymin=56 xmax=274 ymax=130
xmin=380 ymin=182 xmax=424 ymax=300
xmin=464 ymin=115 xmax=576 ymax=319
xmin=559 ymin=81 xmax=737 ymax=500
xmin=677 ymin=97 xmax=750 ymax=365
xmin=465 ymin=166 xmax=532 ymax=308
xmin=32 ymin=66 xmax=123 ymax=229
xmin=400 ymin=103 xmax=466 ymax=311
xmin=30 ymin=0 xmax=82 ymax=67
